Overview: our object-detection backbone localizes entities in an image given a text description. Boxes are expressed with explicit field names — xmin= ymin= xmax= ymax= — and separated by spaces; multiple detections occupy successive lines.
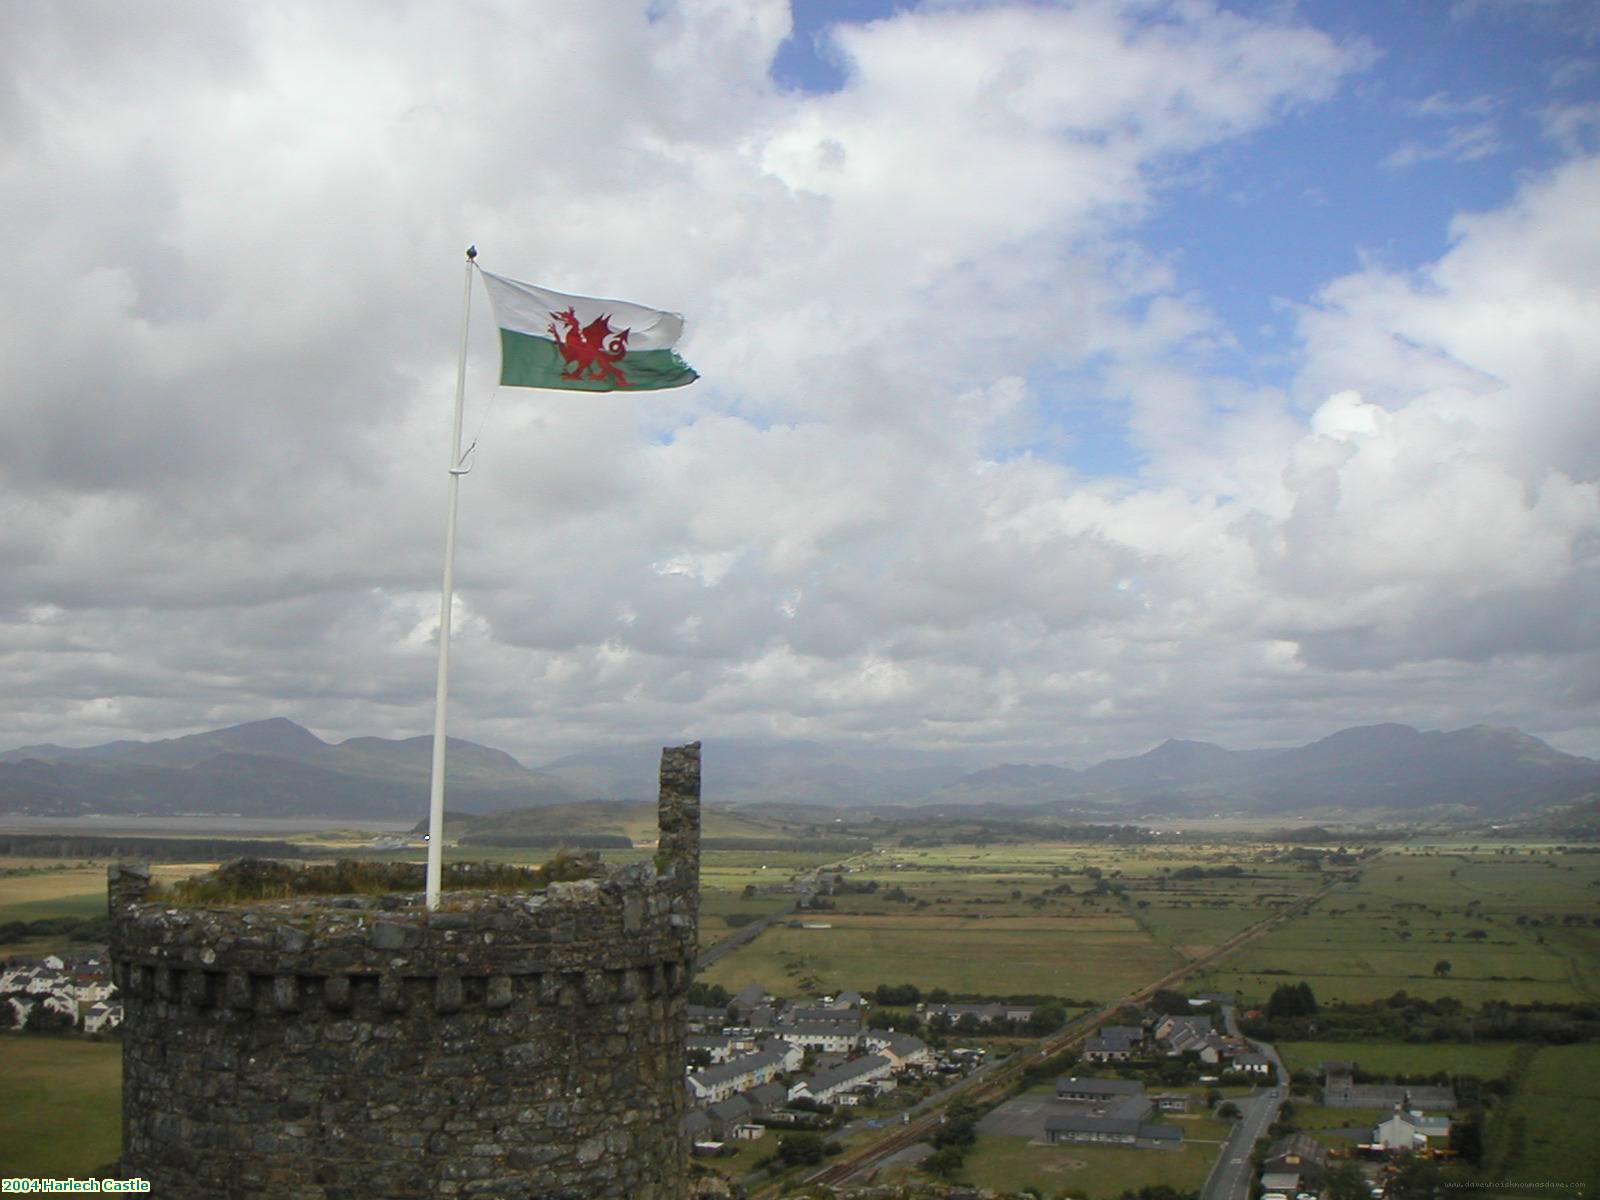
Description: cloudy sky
xmin=2 ymin=0 xmax=1597 ymax=768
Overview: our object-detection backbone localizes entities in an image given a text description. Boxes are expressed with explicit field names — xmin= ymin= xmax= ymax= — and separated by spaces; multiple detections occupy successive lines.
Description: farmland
xmin=6 ymin=830 xmax=1600 ymax=1192
xmin=1193 ymin=844 xmax=1600 ymax=1006
xmin=699 ymin=840 xmax=1339 ymax=1001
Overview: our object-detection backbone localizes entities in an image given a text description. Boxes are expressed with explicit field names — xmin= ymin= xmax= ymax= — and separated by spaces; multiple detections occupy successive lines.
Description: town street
xmin=1204 ymin=1005 xmax=1289 ymax=1200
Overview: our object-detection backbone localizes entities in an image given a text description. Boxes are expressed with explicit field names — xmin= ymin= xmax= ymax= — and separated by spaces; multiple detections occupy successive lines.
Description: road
xmin=1202 ymin=1004 xmax=1289 ymax=1200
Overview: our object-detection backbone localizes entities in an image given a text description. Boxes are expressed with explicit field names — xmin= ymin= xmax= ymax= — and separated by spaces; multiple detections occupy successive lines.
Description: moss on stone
xmin=153 ymin=852 xmax=605 ymax=906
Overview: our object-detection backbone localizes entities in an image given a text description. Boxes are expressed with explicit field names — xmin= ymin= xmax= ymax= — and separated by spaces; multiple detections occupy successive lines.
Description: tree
xmin=1386 ymin=1155 xmax=1445 ymax=1200
xmin=686 ymin=981 xmax=730 ymax=1007
xmin=25 ymin=1004 xmax=74 ymax=1033
xmin=1025 ymin=1003 xmax=1066 ymax=1036
xmin=776 ymin=1132 xmax=824 ymax=1167
xmin=1150 ymin=989 xmax=1191 ymax=1015
xmin=923 ymin=1145 xmax=966 ymax=1180
xmin=1267 ymin=982 xmax=1317 ymax=1019
xmin=1433 ymin=960 xmax=1452 ymax=977
xmin=1216 ymin=1101 xmax=1241 ymax=1120
xmin=1450 ymin=1110 xmax=1485 ymax=1163
xmin=874 ymin=982 xmax=921 ymax=1006
xmin=1324 ymin=1161 xmax=1368 ymax=1200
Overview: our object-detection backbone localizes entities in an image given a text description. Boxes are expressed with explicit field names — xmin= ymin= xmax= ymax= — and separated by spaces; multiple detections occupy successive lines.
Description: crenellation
xmin=112 ymin=742 xmax=701 ymax=1199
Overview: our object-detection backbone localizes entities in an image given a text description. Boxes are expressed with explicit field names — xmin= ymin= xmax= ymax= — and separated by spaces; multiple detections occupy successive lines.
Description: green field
xmin=1276 ymin=1039 xmax=1523 ymax=1080
xmin=697 ymin=840 xmax=1336 ymax=1001
xmin=0 ymin=1036 xmax=121 ymax=1176
xmin=1481 ymin=1042 xmax=1600 ymax=1187
xmin=1196 ymin=846 xmax=1600 ymax=1006
xmin=945 ymin=1132 xmax=1217 ymax=1199
xmin=698 ymin=912 xmax=1181 ymax=998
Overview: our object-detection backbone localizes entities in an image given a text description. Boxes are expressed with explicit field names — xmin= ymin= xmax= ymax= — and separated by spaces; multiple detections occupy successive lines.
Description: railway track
xmin=765 ymin=877 xmax=1343 ymax=1196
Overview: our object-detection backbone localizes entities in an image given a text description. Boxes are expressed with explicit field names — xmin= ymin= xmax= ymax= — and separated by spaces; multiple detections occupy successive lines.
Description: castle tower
xmin=110 ymin=742 xmax=701 ymax=1199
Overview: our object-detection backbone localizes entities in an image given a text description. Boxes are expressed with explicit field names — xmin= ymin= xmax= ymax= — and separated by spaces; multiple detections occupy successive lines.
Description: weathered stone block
xmin=110 ymin=743 xmax=701 ymax=1200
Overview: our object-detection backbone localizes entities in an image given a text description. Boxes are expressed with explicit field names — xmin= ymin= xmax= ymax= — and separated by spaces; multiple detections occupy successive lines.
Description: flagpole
xmin=426 ymin=245 xmax=478 ymax=910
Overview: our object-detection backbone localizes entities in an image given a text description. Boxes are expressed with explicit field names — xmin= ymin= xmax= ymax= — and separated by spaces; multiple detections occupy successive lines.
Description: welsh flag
xmin=478 ymin=270 xmax=698 ymax=392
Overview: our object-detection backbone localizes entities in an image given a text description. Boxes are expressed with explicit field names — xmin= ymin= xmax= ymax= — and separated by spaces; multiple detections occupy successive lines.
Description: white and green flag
xmin=478 ymin=270 xmax=698 ymax=392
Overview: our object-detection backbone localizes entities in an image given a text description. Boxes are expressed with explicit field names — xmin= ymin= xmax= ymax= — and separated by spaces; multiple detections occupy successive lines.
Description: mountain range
xmin=0 ymin=718 xmax=1596 ymax=821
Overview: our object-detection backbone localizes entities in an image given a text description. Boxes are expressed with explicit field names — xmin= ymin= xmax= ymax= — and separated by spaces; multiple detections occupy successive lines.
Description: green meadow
xmin=1196 ymin=845 xmax=1600 ymax=1006
xmin=0 ymin=1036 xmax=121 ymax=1177
xmin=699 ymin=840 xmax=1336 ymax=1000
xmin=1275 ymin=1039 xmax=1524 ymax=1079
xmin=1482 ymin=1042 xmax=1600 ymax=1187
xmin=935 ymin=1132 xmax=1217 ymax=1199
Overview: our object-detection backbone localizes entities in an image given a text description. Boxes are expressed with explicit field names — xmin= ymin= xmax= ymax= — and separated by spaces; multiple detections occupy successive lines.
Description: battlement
xmin=110 ymin=741 xmax=701 ymax=1200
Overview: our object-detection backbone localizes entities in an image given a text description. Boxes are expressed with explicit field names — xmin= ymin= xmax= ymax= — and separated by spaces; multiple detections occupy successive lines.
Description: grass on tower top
xmin=154 ymin=853 xmax=605 ymax=905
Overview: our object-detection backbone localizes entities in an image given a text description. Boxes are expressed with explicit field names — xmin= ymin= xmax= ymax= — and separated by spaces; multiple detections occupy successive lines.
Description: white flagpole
xmin=426 ymin=246 xmax=478 ymax=910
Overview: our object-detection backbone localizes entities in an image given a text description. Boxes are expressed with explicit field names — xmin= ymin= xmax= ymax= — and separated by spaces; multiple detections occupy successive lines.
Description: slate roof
xmin=708 ymin=1095 xmax=753 ymax=1124
xmin=690 ymin=1047 xmax=788 ymax=1090
xmin=732 ymin=984 xmax=769 ymax=1010
xmin=801 ymin=1054 xmax=891 ymax=1095
xmin=1056 ymin=1076 xmax=1145 ymax=1098
xmin=742 ymin=1082 xmax=787 ymax=1112
xmin=1044 ymin=1113 xmax=1182 ymax=1142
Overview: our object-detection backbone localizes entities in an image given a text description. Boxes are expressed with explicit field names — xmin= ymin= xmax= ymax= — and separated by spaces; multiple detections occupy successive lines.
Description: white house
xmin=862 ymin=1031 xmax=934 ymax=1072
xmin=780 ymin=1021 xmax=862 ymax=1054
xmin=82 ymin=1002 xmax=123 ymax=1035
xmin=687 ymin=1045 xmax=793 ymax=1105
xmin=788 ymin=1054 xmax=894 ymax=1104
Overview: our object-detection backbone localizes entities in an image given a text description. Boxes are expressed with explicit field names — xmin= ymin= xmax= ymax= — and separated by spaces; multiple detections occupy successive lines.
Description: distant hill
xmin=0 ymin=719 xmax=582 ymax=819
xmin=1495 ymin=795 xmax=1600 ymax=840
xmin=2 ymin=719 xmax=1595 ymax=821
xmin=538 ymin=738 xmax=973 ymax=806
xmin=926 ymin=724 xmax=1600 ymax=816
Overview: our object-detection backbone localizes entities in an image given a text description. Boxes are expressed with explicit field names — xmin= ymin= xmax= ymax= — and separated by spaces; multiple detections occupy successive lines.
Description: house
xmin=706 ymin=1095 xmax=754 ymax=1137
xmin=1232 ymin=1052 xmax=1274 ymax=1077
xmin=686 ymin=1004 xmax=729 ymax=1032
xmin=1083 ymin=1033 xmax=1137 ymax=1063
xmin=687 ymin=1045 xmax=793 ymax=1105
xmin=862 ymin=1032 xmax=934 ymax=1072
xmin=1373 ymin=1109 xmax=1450 ymax=1150
xmin=730 ymin=984 xmax=770 ymax=1015
xmin=688 ymin=1034 xmax=754 ymax=1064
xmin=780 ymin=1021 xmax=862 ymax=1055
xmin=831 ymin=991 xmax=866 ymax=1009
xmin=1055 ymin=1076 xmax=1146 ymax=1103
xmin=1154 ymin=1014 xmax=1212 ymax=1043
xmin=1263 ymin=1133 xmax=1327 ymax=1190
xmin=1373 ymin=1110 xmax=1426 ymax=1152
xmin=82 ymin=1001 xmax=123 ymax=1035
xmin=778 ymin=1005 xmax=863 ymax=1030
xmin=923 ymin=1002 xmax=1034 ymax=1027
xmin=789 ymin=1054 xmax=894 ymax=1105
xmin=740 ymin=1081 xmax=788 ymax=1115
xmin=1152 ymin=1092 xmax=1190 ymax=1113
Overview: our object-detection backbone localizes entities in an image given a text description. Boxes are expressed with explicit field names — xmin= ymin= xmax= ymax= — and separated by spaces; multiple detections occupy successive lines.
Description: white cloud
xmin=0 ymin=0 xmax=1595 ymax=767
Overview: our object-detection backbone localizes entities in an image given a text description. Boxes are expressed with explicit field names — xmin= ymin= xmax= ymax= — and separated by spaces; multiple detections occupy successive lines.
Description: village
xmin=681 ymin=981 xmax=1464 ymax=1197
xmin=1 ymin=952 xmax=121 ymax=1036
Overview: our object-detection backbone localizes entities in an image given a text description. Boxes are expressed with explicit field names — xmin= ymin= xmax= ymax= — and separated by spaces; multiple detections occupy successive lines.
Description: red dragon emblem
xmin=548 ymin=307 xmax=632 ymax=387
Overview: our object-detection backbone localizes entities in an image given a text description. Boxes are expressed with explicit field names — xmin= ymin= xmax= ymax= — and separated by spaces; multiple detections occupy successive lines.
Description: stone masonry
xmin=110 ymin=742 xmax=702 ymax=1200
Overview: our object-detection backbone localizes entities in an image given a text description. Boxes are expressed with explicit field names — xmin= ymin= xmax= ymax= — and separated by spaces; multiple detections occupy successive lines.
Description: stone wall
xmin=111 ymin=742 xmax=701 ymax=1200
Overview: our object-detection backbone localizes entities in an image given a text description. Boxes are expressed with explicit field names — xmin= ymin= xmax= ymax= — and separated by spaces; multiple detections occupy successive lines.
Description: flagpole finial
xmin=466 ymin=245 xmax=477 ymax=261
